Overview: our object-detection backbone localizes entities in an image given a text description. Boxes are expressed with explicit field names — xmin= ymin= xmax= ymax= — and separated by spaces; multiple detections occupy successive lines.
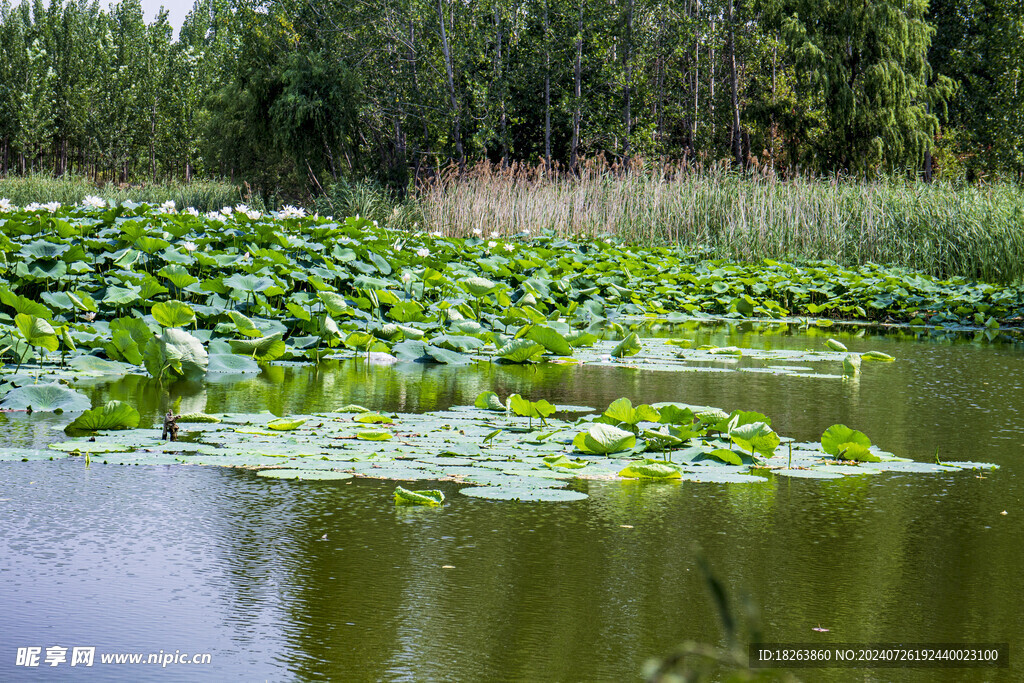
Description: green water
xmin=0 ymin=324 xmax=1020 ymax=681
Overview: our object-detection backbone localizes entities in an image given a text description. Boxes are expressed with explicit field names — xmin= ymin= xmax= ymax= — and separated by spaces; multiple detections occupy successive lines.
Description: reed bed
xmin=417 ymin=161 xmax=1024 ymax=283
xmin=0 ymin=174 xmax=263 ymax=213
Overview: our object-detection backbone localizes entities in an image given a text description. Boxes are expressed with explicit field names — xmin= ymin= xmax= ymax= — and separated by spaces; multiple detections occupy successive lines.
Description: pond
xmin=1 ymin=323 xmax=1020 ymax=681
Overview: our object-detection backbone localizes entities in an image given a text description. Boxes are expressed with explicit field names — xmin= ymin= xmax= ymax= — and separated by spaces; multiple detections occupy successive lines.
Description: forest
xmin=0 ymin=0 xmax=1021 ymax=198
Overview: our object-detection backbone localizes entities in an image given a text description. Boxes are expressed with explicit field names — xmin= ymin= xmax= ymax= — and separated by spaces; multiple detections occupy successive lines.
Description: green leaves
xmin=495 ymin=338 xmax=545 ymax=363
xmin=152 ymin=301 xmax=196 ymax=328
xmin=15 ymin=314 xmax=59 ymax=352
xmin=267 ymin=417 xmax=307 ymax=431
xmin=524 ymin=325 xmax=573 ymax=356
xmin=474 ymin=391 xmax=506 ymax=411
xmin=619 ymin=461 xmax=681 ymax=479
xmin=728 ymin=421 xmax=780 ymax=457
xmin=0 ymin=383 xmax=91 ymax=412
xmin=144 ymin=328 xmax=209 ymax=380
xmin=573 ymin=423 xmax=636 ymax=454
xmin=394 ymin=486 xmax=445 ymax=506
xmin=610 ymin=332 xmax=641 ymax=358
xmin=602 ymin=397 xmax=661 ymax=432
xmin=229 ymin=333 xmax=286 ymax=362
xmin=508 ymin=394 xmax=556 ymax=424
xmin=66 ymin=401 xmax=141 ymax=432
xmin=820 ymin=424 xmax=879 ymax=461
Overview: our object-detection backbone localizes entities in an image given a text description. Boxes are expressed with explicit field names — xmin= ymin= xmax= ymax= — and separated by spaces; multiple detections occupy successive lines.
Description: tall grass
xmin=416 ymin=160 xmax=1024 ymax=283
xmin=0 ymin=173 xmax=264 ymax=213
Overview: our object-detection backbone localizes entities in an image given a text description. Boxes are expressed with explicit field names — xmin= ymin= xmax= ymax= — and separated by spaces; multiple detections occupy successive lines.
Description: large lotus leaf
xmin=461 ymin=276 xmax=499 ymax=296
xmin=20 ymin=239 xmax=69 ymax=260
xmin=15 ymin=314 xmax=58 ymax=351
xmin=704 ymin=448 xmax=745 ymax=466
xmin=68 ymin=356 xmax=132 ymax=375
xmin=0 ymin=288 xmax=51 ymax=318
xmin=508 ymin=394 xmax=556 ymax=420
xmin=0 ymin=383 xmax=91 ymax=412
xmin=826 ymin=338 xmax=848 ymax=351
xmin=603 ymin=397 xmax=661 ymax=426
xmin=496 ymin=339 xmax=545 ymax=363
xmin=618 ymin=462 xmax=682 ymax=479
xmin=525 ymin=325 xmax=573 ymax=356
xmin=658 ymin=404 xmax=695 ymax=425
xmin=474 ymin=391 xmax=506 ymax=411
xmin=226 ymin=310 xmax=261 ymax=337
xmin=65 ymin=400 xmax=141 ymax=431
xmin=229 ymin=332 xmax=286 ymax=361
xmin=610 ymin=332 xmax=641 ymax=358
xmin=729 ymin=421 xmax=780 ymax=457
xmin=207 ymin=353 xmax=260 ymax=374
xmin=318 ymin=291 xmax=349 ymax=315
xmin=394 ymin=486 xmax=445 ymax=506
xmin=820 ymin=424 xmax=872 ymax=457
xmin=103 ymin=284 xmax=142 ymax=306
xmin=460 ymin=486 xmax=588 ymax=502
xmin=543 ymin=455 xmax=588 ymax=469
xmin=257 ymin=469 xmax=354 ymax=481
xmin=158 ymin=264 xmax=199 ymax=289
xmin=574 ymin=423 xmax=636 ymax=454
xmin=223 ymin=273 xmax=274 ymax=293
xmin=425 ymin=345 xmax=471 ymax=365
xmin=152 ymin=300 xmax=196 ymax=328
xmin=145 ymin=327 xmax=209 ymax=379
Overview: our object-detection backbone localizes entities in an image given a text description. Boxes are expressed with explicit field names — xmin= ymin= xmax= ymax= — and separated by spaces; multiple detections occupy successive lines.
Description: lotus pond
xmin=0 ymin=320 xmax=1020 ymax=681
xmin=0 ymin=205 xmax=1020 ymax=680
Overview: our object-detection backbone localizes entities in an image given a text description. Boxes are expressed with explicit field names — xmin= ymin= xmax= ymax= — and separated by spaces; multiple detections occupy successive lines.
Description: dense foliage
xmin=0 ymin=0 xmax=1021 ymax=197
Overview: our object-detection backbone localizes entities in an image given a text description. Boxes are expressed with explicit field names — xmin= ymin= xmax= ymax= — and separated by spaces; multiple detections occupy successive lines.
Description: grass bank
xmin=0 ymin=174 xmax=263 ymax=213
xmin=411 ymin=163 xmax=1024 ymax=284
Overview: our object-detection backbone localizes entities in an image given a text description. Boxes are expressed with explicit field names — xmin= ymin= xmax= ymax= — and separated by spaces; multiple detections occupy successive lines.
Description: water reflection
xmin=0 ymin=324 xmax=1021 ymax=681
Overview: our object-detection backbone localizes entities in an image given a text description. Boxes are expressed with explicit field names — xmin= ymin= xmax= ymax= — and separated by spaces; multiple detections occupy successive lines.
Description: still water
xmin=1 ymin=324 xmax=1020 ymax=681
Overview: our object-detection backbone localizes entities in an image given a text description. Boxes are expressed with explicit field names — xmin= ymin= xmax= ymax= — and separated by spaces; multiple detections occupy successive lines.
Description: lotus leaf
xmin=66 ymin=400 xmax=141 ymax=431
xmin=0 ymin=383 xmax=91 ymax=412
xmin=394 ymin=486 xmax=445 ymax=506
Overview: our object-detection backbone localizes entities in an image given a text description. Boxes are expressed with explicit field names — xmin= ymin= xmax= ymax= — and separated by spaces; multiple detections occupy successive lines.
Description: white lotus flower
xmin=205 ymin=211 xmax=225 ymax=221
xmin=487 ymin=240 xmax=497 ymax=249
xmin=472 ymin=228 xmax=483 ymax=236
xmin=430 ymin=230 xmax=443 ymax=237
xmin=160 ymin=200 xmax=176 ymax=213
xmin=184 ymin=207 xmax=199 ymax=216
xmin=277 ymin=205 xmax=306 ymax=219
xmin=220 ymin=206 xmax=232 ymax=216
xmin=246 ymin=210 xmax=261 ymax=220
xmin=25 ymin=202 xmax=43 ymax=211
xmin=44 ymin=201 xmax=61 ymax=213
xmin=233 ymin=204 xmax=249 ymax=214
xmin=401 ymin=272 xmax=412 ymax=283
xmin=182 ymin=241 xmax=197 ymax=252
xmin=503 ymin=243 xmax=514 ymax=252
xmin=416 ymin=248 xmax=430 ymax=258
xmin=0 ymin=198 xmax=13 ymax=212
xmin=82 ymin=195 xmax=106 ymax=209
xmin=490 ymin=230 xmax=500 ymax=238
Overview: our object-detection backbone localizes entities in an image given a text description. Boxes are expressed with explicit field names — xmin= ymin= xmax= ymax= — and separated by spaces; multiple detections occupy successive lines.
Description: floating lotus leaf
xmin=267 ymin=417 xmax=307 ymax=431
xmin=49 ymin=440 xmax=134 ymax=454
xmin=826 ymin=338 xmax=848 ymax=351
xmin=861 ymin=351 xmax=895 ymax=361
xmin=207 ymin=353 xmax=261 ymax=374
xmin=394 ymin=486 xmax=445 ymax=506
xmin=357 ymin=430 xmax=393 ymax=441
xmin=67 ymin=356 xmax=132 ymax=375
xmin=178 ymin=413 xmax=222 ymax=423
xmin=618 ymin=462 xmax=681 ymax=479
xmin=459 ymin=486 xmax=588 ymax=501
xmin=256 ymin=469 xmax=354 ymax=480
xmin=0 ymin=383 xmax=91 ymax=412
xmin=543 ymin=454 xmax=588 ymax=469
xmin=771 ymin=468 xmax=845 ymax=479
xmin=354 ymin=413 xmax=393 ymax=424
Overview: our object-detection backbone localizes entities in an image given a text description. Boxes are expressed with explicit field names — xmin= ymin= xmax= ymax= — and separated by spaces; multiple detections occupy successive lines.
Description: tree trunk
xmin=622 ymin=0 xmax=634 ymax=169
xmin=570 ymin=1 xmax=583 ymax=172
xmin=544 ymin=0 xmax=551 ymax=171
xmin=494 ymin=4 xmax=507 ymax=166
xmin=728 ymin=0 xmax=742 ymax=167
xmin=437 ymin=0 xmax=464 ymax=168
